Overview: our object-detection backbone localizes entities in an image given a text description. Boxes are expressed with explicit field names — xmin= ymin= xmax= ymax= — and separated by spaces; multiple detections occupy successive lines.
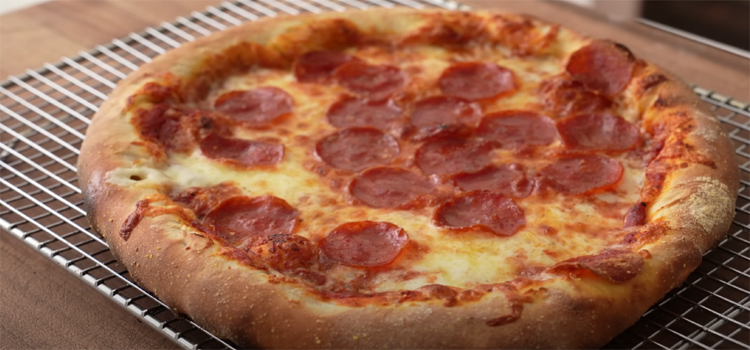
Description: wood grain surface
xmin=1 ymin=233 xmax=182 ymax=349
xmin=1 ymin=1 xmax=748 ymax=349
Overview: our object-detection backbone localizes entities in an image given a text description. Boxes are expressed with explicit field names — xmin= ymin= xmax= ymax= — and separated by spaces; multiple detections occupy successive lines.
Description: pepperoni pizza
xmin=78 ymin=9 xmax=739 ymax=349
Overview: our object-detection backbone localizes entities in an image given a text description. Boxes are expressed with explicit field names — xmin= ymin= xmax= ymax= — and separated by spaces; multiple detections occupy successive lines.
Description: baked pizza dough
xmin=78 ymin=8 xmax=739 ymax=348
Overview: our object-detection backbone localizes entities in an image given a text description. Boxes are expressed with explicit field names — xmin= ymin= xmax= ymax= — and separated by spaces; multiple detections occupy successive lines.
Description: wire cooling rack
xmin=0 ymin=0 xmax=748 ymax=349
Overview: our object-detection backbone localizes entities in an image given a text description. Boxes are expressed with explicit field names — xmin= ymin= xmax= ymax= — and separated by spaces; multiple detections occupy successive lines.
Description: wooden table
xmin=1 ymin=1 xmax=748 ymax=349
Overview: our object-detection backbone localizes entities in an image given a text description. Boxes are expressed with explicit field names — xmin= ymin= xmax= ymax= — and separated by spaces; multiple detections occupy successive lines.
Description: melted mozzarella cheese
xmin=112 ymin=41 xmax=646 ymax=292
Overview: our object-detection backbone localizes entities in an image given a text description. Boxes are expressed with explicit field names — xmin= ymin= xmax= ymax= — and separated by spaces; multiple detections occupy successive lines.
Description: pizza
xmin=77 ymin=8 xmax=739 ymax=349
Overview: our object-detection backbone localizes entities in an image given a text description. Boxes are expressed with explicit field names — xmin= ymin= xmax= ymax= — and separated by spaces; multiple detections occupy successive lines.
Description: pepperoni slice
xmin=172 ymin=183 xmax=242 ymax=218
xmin=452 ymin=164 xmax=532 ymax=198
xmin=540 ymin=155 xmax=623 ymax=195
xmin=200 ymin=133 xmax=283 ymax=167
xmin=566 ymin=40 xmax=635 ymax=96
xmin=434 ymin=191 xmax=525 ymax=236
xmin=137 ymin=104 xmax=176 ymax=144
xmin=294 ymin=51 xmax=358 ymax=83
xmin=476 ymin=110 xmax=557 ymax=149
xmin=322 ymin=221 xmax=408 ymax=267
xmin=157 ymin=116 xmax=195 ymax=152
xmin=540 ymin=77 xmax=612 ymax=118
xmin=557 ymin=113 xmax=639 ymax=152
xmin=204 ymin=196 xmax=299 ymax=245
xmin=214 ymin=87 xmax=293 ymax=127
xmin=316 ymin=127 xmax=399 ymax=172
xmin=326 ymin=95 xmax=402 ymax=129
xmin=415 ymin=137 xmax=493 ymax=175
xmin=547 ymin=250 xmax=644 ymax=283
xmin=350 ymin=167 xmax=433 ymax=208
xmin=120 ymin=200 xmax=149 ymax=241
xmin=410 ymin=96 xmax=482 ymax=129
xmin=334 ymin=62 xmax=405 ymax=101
xmin=623 ymin=203 xmax=647 ymax=228
xmin=439 ymin=62 xmax=517 ymax=100
xmin=135 ymin=104 xmax=194 ymax=151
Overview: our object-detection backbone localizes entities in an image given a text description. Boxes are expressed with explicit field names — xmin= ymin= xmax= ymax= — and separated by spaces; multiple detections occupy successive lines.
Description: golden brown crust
xmin=639 ymin=72 xmax=739 ymax=252
xmin=78 ymin=8 xmax=739 ymax=349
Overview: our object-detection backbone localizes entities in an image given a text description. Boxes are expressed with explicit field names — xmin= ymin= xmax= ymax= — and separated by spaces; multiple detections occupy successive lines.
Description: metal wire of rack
xmin=0 ymin=0 xmax=747 ymax=349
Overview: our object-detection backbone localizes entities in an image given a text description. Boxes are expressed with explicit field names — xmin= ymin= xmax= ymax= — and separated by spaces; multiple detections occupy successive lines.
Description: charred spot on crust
xmin=245 ymin=234 xmax=316 ymax=271
xmin=612 ymin=41 xmax=635 ymax=61
xmin=403 ymin=12 xmax=488 ymax=46
xmin=199 ymin=117 xmax=213 ymax=129
xmin=273 ymin=18 xmax=362 ymax=57
xmin=652 ymin=95 xmax=689 ymax=110
xmin=657 ymin=139 xmax=717 ymax=169
xmin=622 ymin=222 xmax=669 ymax=245
xmin=641 ymin=170 xmax=667 ymax=203
xmin=641 ymin=73 xmax=668 ymax=92
xmin=486 ymin=303 xmax=524 ymax=327
xmin=457 ymin=289 xmax=485 ymax=302
xmin=653 ymin=96 xmax=670 ymax=109
xmin=126 ymin=80 xmax=180 ymax=108
xmin=327 ymin=18 xmax=362 ymax=45
xmin=336 ymin=20 xmax=357 ymax=37
xmin=417 ymin=284 xmax=459 ymax=306
xmin=492 ymin=14 xmax=560 ymax=56
xmin=219 ymin=247 xmax=269 ymax=270
xmin=290 ymin=269 xmax=327 ymax=286
xmin=670 ymin=116 xmax=695 ymax=134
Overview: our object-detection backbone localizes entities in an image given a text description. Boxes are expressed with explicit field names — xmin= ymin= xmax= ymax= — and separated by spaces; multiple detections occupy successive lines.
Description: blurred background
xmin=561 ymin=0 xmax=750 ymax=55
xmin=1 ymin=0 xmax=49 ymax=14
xmin=3 ymin=0 xmax=747 ymax=55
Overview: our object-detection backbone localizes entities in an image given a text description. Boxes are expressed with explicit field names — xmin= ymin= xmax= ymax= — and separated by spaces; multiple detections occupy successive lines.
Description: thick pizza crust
xmin=637 ymin=71 xmax=739 ymax=253
xmin=78 ymin=8 xmax=739 ymax=349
